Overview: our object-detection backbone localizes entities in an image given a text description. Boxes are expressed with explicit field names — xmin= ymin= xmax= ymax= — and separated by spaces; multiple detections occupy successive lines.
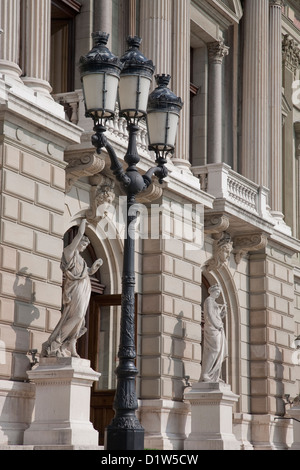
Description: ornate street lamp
xmin=79 ymin=32 xmax=183 ymax=451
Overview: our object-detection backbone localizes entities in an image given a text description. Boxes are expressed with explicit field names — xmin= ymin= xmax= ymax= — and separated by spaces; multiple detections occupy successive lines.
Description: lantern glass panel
xmin=82 ymin=73 xmax=119 ymax=118
xmin=119 ymin=75 xmax=151 ymax=118
xmin=147 ymin=111 xmax=179 ymax=151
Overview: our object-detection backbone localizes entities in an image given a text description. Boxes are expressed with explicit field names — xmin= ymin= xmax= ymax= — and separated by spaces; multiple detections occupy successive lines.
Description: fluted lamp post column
xmin=79 ymin=32 xmax=183 ymax=451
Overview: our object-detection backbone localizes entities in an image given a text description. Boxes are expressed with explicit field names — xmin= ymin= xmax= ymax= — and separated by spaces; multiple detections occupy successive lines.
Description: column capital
xmin=269 ymin=0 xmax=284 ymax=7
xmin=207 ymin=41 xmax=229 ymax=64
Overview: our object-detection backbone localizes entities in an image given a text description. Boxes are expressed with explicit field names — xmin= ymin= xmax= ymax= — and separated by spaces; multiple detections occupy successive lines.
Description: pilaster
xmin=139 ymin=0 xmax=172 ymax=77
xmin=171 ymin=0 xmax=191 ymax=170
xmin=241 ymin=0 xmax=269 ymax=187
xmin=282 ymin=35 xmax=300 ymax=233
xmin=0 ymin=0 xmax=22 ymax=81
xmin=207 ymin=41 xmax=229 ymax=165
xmin=269 ymin=0 xmax=284 ymax=219
xmin=21 ymin=0 xmax=52 ymax=96
xmin=94 ymin=0 xmax=112 ymax=48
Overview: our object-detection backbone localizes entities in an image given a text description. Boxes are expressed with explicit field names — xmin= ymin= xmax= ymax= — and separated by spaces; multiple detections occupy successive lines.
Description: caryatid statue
xmin=200 ymin=284 xmax=228 ymax=383
xmin=42 ymin=219 xmax=103 ymax=358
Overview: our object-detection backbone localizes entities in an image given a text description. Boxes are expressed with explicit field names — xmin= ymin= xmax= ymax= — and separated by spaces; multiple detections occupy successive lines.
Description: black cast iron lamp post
xmin=79 ymin=32 xmax=183 ymax=451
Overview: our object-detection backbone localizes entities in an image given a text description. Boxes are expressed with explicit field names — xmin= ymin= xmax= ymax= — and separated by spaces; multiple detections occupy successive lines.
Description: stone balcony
xmin=192 ymin=163 xmax=293 ymax=240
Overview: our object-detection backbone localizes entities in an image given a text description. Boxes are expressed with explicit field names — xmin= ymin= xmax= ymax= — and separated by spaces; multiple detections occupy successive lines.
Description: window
xmin=50 ymin=0 xmax=81 ymax=94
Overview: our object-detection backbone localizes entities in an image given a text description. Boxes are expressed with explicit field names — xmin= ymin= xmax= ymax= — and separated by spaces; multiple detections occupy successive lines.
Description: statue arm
xmin=88 ymin=258 xmax=103 ymax=276
xmin=206 ymin=299 xmax=224 ymax=330
xmin=63 ymin=219 xmax=87 ymax=263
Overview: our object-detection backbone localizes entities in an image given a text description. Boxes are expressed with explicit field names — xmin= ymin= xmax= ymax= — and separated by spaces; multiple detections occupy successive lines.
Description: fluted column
xmin=22 ymin=0 xmax=52 ymax=96
xmin=241 ymin=0 xmax=269 ymax=187
xmin=0 ymin=0 xmax=22 ymax=81
xmin=207 ymin=41 xmax=229 ymax=164
xmin=139 ymin=0 xmax=172 ymax=77
xmin=171 ymin=0 xmax=191 ymax=169
xmin=269 ymin=0 xmax=284 ymax=219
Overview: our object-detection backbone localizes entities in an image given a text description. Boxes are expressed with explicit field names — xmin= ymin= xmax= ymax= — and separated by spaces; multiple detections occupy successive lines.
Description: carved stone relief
xmin=206 ymin=231 xmax=233 ymax=272
xmin=86 ymin=174 xmax=116 ymax=224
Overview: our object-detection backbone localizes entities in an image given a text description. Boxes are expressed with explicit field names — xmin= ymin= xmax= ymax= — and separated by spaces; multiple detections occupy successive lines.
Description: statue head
xmin=208 ymin=284 xmax=221 ymax=298
xmin=78 ymin=235 xmax=90 ymax=252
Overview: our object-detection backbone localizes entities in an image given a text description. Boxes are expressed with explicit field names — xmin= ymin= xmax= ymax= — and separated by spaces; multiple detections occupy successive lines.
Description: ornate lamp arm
xmin=92 ymin=123 xmax=131 ymax=188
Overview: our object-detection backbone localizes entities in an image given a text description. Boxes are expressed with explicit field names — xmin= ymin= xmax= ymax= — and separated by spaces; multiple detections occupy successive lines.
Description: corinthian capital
xmin=269 ymin=0 xmax=284 ymax=7
xmin=207 ymin=41 xmax=229 ymax=64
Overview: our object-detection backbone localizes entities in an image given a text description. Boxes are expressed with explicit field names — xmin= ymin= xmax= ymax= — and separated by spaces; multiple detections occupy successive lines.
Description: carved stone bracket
xmin=136 ymin=182 xmax=163 ymax=203
xmin=205 ymin=231 xmax=233 ymax=272
xmin=233 ymin=233 xmax=268 ymax=264
xmin=204 ymin=214 xmax=230 ymax=234
xmin=65 ymin=152 xmax=106 ymax=192
xmin=86 ymin=174 xmax=116 ymax=224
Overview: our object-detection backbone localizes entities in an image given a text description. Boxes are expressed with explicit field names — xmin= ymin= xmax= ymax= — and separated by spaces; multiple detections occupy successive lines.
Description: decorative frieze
xmin=233 ymin=233 xmax=268 ymax=264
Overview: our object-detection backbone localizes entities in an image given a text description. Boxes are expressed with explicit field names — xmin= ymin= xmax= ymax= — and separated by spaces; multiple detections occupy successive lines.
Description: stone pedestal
xmin=24 ymin=357 xmax=100 ymax=449
xmin=288 ymin=405 xmax=300 ymax=450
xmin=184 ymin=382 xmax=240 ymax=450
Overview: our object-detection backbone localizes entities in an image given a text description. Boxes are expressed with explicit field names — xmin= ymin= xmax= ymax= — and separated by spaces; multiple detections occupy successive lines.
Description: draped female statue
xmin=42 ymin=219 xmax=103 ymax=358
xmin=200 ymin=284 xmax=228 ymax=383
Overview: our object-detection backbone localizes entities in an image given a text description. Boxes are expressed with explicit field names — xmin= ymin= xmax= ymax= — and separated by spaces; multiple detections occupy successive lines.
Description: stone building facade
xmin=0 ymin=0 xmax=300 ymax=450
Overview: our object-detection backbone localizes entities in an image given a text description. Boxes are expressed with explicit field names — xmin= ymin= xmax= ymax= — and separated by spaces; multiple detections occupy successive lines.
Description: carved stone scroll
xmin=65 ymin=152 xmax=106 ymax=192
xmin=204 ymin=214 xmax=230 ymax=234
xmin=233 ymin=233 xmax=268 ymax=264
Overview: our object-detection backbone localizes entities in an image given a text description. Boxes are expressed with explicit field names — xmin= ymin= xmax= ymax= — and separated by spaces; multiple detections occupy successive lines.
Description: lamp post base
xmin=104 ymin=427 xmax=144 ymax=451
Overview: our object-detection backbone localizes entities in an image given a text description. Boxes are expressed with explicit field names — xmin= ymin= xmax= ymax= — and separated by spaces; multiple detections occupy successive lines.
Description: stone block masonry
xmin=140 ymin=196 xmax=203 ymax=402
xmin=0 ymin=142 xmax=66 ymax=381
xmin=249 ymin=243 xmax=296 ymax=415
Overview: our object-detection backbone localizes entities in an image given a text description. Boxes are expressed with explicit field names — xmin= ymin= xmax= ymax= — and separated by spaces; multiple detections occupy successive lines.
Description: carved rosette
xmin=233 ymin=233 xmax=268 ymax=264
xmin=65 ymin=152 xmax=106 ymax=192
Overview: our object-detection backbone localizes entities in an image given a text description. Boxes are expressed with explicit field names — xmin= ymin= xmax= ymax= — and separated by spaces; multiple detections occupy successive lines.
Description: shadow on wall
xmin=12 ymin=267 xmax=41 ymax=377
xmin=0 ymin=267 xmax=39 ymax=445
